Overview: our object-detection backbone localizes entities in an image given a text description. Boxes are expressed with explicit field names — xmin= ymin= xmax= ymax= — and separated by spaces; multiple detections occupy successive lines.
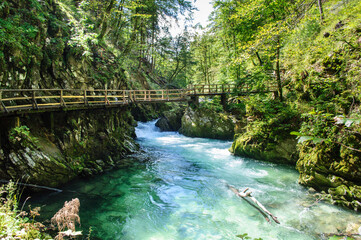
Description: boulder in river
xmin=155 ymin=107 xmax=185 ymax=131
xmin=179 ymin=106 xmax=236 ymax=140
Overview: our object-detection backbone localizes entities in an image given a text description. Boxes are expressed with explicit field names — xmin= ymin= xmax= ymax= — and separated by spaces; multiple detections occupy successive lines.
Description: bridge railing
xmin=0 ymin=83 xmax=278 ymax=114
xmin=187 ymin=83 xmax=278 ymax=95
xmin=127 ymin=89 xmax=187 ymax=102
xmin=187 ymin=84 xmax=236 ymax=95
xmin=0 ymin=88 xmax=189 ymax=113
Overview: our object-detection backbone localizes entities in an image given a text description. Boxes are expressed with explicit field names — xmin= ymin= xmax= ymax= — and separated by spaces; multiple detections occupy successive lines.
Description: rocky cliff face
xmin=0 ymin=108 xmax=138 ymax=187
xmin=0 ymin=0 xmax=142 ymax=187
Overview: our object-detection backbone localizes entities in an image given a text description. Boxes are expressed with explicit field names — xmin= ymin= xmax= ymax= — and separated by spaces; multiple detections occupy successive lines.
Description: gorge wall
xmin=0 ymin=0 xmax=152 ymax=188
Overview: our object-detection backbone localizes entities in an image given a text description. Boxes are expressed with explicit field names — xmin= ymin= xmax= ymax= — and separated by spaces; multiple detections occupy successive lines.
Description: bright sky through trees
xmin=193 ymin=0 xmax=213 ymax=27
xmin=167 ymin=0 xmax=213 ymax=36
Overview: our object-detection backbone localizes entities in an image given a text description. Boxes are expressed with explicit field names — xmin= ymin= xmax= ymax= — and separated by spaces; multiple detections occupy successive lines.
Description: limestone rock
xmin=0 ymin=108 xmax=139 ymax=188
xmin=296 ymin=143 xmax=361 ymax=211
xmin=179 ymin=107 xmax=235 ymax=140
xmin=155 ymin=108 xmax=184 ymax=131
xmin=230 ymin=130 xmax=298 ymax=164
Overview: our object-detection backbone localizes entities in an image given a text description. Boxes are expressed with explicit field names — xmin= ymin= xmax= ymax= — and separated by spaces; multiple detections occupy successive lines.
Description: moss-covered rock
xmin=179 ymin=106 xmax=235 ymax=140
xmin=0 ymin=108 xmax=139 ymax=187
xmin=296 ymin=142 xmax=361 ymax=211
xmin=230 ymin=124 xmax=298 ymax=164
xmin=155 ymin=106 xmax=185 ymax=131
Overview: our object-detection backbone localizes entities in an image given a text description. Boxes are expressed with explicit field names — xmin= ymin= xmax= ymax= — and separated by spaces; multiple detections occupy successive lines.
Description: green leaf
xmin=345 ymin=120 xmax=353 ymax=127
xmin=312 ymin=137 xmax=325 ymax=144
xmin=298 ymin=136 xmax=314 ymax=143
xmin=290 ymin=131 xmax=302 ymax=136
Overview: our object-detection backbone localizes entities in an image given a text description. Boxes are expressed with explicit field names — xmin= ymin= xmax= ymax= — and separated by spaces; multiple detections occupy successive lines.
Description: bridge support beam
xmin=189 ymin=96 xmax=199 ymax=108
xmin=43 ymin=112 xmax=55 ymax=133
xmin=221 ymin=94 xmax=228 ymax=110
xmin=50 ymin=112 xmax=54 ymax=133
xmin=15 ymin=116 xmax=20 ymax=128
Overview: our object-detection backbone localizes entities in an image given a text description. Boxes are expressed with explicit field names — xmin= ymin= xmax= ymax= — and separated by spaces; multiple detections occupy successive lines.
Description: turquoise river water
xmin=30 ymin=120 xmax=360 ymax=240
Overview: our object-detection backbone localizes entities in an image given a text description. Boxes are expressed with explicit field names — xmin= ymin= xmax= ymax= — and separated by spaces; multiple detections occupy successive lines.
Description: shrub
xmin=9 ymin=125 xmax=39 ymax=149
xmin=0 ymin=181 xmax=50 ymax=239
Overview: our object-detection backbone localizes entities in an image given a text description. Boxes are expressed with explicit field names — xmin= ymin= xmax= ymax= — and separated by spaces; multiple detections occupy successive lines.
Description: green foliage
xmin=0 ymin=0 xmax=47 ymax=67
xmin=199 ymin=97 xmax=224 ymax=113
xmin=294 ymin=111 xmax=361 ymax=153
xmin=9 ymin=126 xmax=39 ymax=149
xmin=0 ymin=182 xmax=50 ymax=239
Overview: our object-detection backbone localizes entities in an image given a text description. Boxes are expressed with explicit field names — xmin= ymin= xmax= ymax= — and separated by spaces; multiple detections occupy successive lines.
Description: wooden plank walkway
xmin=0 ymin=83 xmax=277 ymax=116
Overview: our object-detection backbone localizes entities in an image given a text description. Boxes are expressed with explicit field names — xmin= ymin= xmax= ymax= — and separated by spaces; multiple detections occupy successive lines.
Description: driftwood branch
xmin=0 ymin=179 xmax=63 ymax=192
xmin=227 ymin=184 xmax=280 ymax=224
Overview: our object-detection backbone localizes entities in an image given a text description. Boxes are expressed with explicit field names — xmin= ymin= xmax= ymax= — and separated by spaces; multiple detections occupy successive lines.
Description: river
xmin=30 ymin=120 xmax=360 ymax=240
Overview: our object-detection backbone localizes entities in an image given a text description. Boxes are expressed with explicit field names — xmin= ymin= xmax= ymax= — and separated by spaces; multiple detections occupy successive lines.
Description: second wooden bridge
xmin=0 ymin=83 xmax=277 ymax=116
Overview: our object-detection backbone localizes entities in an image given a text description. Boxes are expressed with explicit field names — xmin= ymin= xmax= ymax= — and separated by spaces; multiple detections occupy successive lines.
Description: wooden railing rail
xmin=0 ymin=84 xmax=277 ymax=115
xmin=187 ymin=83 xmax=278 ymax=95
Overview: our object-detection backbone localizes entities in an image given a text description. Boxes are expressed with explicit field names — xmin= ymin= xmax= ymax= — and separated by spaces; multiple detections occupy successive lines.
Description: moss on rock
xmin=296 ymin=142 xmax=361 ymax=211
xmin=179 ymin=106 xmax=235 ymax=140
xmin=230 ymin=123 xmax=298 ymax=164
xmin=156 ymin=106 xmax=185 ymax=131
xmin=0 ymin=108 xmax=139 ymax=187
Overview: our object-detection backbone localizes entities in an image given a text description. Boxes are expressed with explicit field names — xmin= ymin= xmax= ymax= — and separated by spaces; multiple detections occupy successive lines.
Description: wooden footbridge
xmin=0 ymin=83 xmax=277 ymax=116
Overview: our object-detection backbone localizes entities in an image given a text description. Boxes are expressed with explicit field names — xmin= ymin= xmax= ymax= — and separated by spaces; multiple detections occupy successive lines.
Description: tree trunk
xmin=255 ymin=52 xmax=263 ymax=66
xmin=317 ymin=0 xmax=324 ymax=23
xmin=98 ymin=0 xmax=116 ymax=40
xmin=276 ymin=37 xmax=283 ymax=102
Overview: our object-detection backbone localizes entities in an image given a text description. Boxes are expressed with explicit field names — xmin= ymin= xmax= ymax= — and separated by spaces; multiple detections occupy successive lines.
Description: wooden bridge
xmin=0 ymin=83 xmax=277 ymax=116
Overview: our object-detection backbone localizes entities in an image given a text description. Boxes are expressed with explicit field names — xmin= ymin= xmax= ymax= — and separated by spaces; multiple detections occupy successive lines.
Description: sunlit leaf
xmin=298 ymin=136 xmax=314 ymax=143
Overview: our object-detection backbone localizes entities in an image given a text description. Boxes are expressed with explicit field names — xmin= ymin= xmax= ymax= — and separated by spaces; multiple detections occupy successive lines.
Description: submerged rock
xmin=179 ymin=106 xmax=235 ymax=140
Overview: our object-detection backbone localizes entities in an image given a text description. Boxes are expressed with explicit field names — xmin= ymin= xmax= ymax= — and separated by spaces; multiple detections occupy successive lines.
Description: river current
xmin=30 ymin=120 xmax=360 ymax=240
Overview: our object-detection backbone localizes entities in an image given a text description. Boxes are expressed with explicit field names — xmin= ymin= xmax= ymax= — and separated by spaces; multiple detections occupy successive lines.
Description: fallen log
xmin=227 ymin=184 xmax=280 ymax=224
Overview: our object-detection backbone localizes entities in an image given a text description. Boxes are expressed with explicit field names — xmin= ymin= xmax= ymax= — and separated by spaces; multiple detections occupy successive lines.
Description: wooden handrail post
xmin=123 ymin=90 xmax=126 ymax=103
xmin=32 ymin=91 xmax=38 ymax=110
xmin=105 ymin=89 xmax=110 ymax=105
xmin=162 ymin=90 xmax=164 ymax=100
xmin=0 ymin=90 xmax=2 ymax=112
xmin=0 ymin=90 xmax=7 ymax=113
xmin=84 ymin=90 xmax=88 ymax=105
xmin=60 ymin=90 xmax=66 ymax=107
xmin=166 ymin=89 xmax=169 ymax=101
